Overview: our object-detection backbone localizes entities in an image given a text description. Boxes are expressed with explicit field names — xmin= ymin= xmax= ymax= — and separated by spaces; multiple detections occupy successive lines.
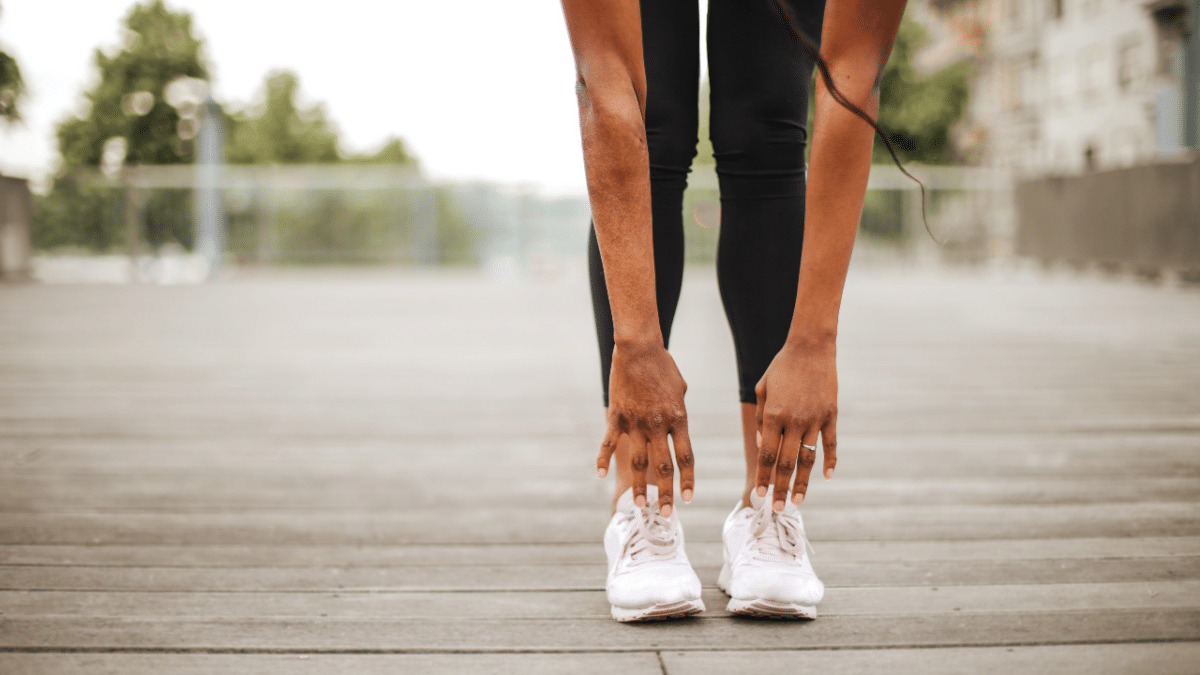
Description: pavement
xmin=1 ymin=265 xmax=1198 ymax=673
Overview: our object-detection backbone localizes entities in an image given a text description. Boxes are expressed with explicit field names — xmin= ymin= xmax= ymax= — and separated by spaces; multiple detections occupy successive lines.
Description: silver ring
xmin=801 ymin=443 xmax=817 ymax=451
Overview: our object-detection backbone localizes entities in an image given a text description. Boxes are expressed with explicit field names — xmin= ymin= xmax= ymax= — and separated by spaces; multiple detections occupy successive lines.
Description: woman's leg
xmin=587 ymin=0 xmax=699 ymax=507
xmin=707 ymin=0 xmax=825 ymax=507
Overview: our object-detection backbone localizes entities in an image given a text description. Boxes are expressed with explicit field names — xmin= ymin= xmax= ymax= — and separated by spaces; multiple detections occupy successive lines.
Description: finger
xmin=670 ymin=425 xmax=695 ymax=503
xmin=650 ymin=433 xmax=674 ymax=517
xmin=791 ymin=428 xmax=819 ymax=505
xmin=773 ymin=428 xmax=801 ymax=512
xmin=630 ymin=434 xmax=649 ymax=508
xmin=754 ymin=379 xmax=767 ymax=444
xmin=821 ymin=418 xmax=838 ymax=480
xmin=756 ymin=420 xmax=782 ymax=499
xmin=597 ymin=424 xmax=619 ymax=478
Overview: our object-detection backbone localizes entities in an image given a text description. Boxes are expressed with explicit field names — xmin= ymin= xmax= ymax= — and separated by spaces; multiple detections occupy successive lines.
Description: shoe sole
xmin=718 ymin=563 xmax=818 ymax=620
xmin=611 ymin=598 xmax=705 ymax=622
xmin=725 ymin=596 xmax=817 ymax=619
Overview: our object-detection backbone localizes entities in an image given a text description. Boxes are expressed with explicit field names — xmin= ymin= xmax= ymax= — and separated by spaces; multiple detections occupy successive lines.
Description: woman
xmin=560 ymin=0 xmax=908 ymax=621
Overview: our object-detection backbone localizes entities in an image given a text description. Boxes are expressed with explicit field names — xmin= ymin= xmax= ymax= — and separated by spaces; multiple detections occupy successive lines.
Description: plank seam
xmin=3 ymin=638 xmax=1200 ymax=655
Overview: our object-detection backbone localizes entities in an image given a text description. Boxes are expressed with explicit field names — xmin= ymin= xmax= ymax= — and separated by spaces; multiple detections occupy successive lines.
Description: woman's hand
xmin=754 ymin=340 xmax=838 ymax=511
xmin=597 ymin=339 xmax=695 ymax=517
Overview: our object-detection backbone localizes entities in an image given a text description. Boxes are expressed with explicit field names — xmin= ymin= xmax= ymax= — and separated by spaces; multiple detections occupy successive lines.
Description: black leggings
xmin=589 ymin=0 xmax=825 ymax=405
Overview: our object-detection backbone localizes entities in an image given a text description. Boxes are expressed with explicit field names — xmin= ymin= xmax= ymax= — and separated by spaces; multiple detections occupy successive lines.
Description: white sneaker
xmin=718 ymin=486 xmax=823 ymax=619
xmin=604 ymin=485 xmax=705 ymax=622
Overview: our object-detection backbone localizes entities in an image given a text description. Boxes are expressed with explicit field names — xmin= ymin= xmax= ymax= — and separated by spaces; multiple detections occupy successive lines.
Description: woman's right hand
xmin=597 ymin=339 xmax=695 ymax=517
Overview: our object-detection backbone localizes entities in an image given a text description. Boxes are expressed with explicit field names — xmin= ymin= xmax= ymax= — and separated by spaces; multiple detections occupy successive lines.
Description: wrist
xmin=785 ymin=327 xmax=837 ymax=350
xmin=614 ymin=331 xmax=665 ymax=351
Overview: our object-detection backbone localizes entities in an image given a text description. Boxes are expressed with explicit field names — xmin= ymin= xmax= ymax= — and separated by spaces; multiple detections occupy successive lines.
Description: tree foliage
xmin=875 ymin=18 xmax=972 ymax=165
xmin=225 ymin=71 xmax=339 ymax=164
xmin=695 ymin=16 xmax=971 ymax=167
xmin=0 ymin=2 xmax=25 ymax=124
xmin=226 ymin=70 xmax=415 ymax=166
xmin=56 ymin=0 xmax=209 ymax=167
xmin=35 ymin=1 xmax=427 ymax=256
xmin=0 ymin=52 xmax=21 ymax=124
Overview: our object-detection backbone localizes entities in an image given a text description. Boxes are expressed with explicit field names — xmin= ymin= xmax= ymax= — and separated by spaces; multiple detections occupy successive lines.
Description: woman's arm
xmin=560 ymin=0 xmax=695 ymax=516
xmin=754 ymin=0 xmax=908 ymax=510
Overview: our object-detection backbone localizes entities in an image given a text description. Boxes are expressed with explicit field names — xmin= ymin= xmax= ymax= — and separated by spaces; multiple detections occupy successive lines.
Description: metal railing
xmin=40 ymin=163 xmax=1017 ymax=282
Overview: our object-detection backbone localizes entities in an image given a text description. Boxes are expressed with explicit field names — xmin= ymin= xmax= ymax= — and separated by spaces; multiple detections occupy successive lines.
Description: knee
xmin=710 ymin=97 xmax=808 ymax=172
xmin=646 ymin=105 xmax=698 ymax=174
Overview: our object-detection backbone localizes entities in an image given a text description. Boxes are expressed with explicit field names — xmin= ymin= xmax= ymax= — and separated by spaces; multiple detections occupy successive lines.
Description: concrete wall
xmin=0 ymin=175 xmax=33 ymax=281
xmin=1015 ymin=158 xmax=1200 ymax=271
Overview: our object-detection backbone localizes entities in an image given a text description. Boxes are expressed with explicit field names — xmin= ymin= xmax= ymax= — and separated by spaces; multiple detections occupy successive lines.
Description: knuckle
xmin=630 ymin=454 xmax=649 ymax=471
xmin=759 ymin=451 xmax=777 ymax=466
xmin=677 ymin=452 xmax=694 ymax=469
xmin=777 ymin=458 xmax=795 ymax=473
xmin=657 ymin=461 xmax=674 ymax=477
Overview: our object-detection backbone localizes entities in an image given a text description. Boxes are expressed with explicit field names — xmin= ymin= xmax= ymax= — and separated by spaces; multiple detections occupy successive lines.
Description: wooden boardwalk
xmin=1 ymin=266 xmax=1199 ymax=673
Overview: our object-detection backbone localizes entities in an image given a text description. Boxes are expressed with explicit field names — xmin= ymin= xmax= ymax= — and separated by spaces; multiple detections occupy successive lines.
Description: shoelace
xmin=622 ymin=502 xmax=680 ymax=567
xmin=746 ymin=499 xmax=814 ymax=563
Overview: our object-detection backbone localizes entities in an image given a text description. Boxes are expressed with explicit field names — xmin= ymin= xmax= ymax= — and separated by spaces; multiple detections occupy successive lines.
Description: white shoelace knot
xmin=621 ymin=502 xmax=680 ymax=567
xmin=746 ymin=499 xmax=815 ymax=563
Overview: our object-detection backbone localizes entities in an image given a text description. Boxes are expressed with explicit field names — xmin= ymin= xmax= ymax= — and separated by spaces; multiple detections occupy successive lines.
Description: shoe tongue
xmin=616 ymin=485 xmax=659 ymax=513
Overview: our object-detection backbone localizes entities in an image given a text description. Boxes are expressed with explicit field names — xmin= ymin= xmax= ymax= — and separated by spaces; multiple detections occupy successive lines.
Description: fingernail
xmin=756 ymin=486 xmax=767 ymax=498
xmin=635 ymin=495 xmax=646 ymax=507
xmin=794 ymin=492 xmax=805 ymax=504
xmin=682 ymin=489 xmax=692 ymax=502
xmin=660 ymin=504 xmax=672 ymax=518
xmin=824 ymin=468 xmax=834 ymax=480
xmin=773 ymin=500 xmax=784 ymax=512
xmin=756 ymin=430 xmax=762 ymax=448
xmin=597 ymin=468 xmax=606 ymax=478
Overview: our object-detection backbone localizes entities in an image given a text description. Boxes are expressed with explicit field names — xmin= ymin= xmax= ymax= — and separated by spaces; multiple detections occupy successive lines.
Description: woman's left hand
xmin=753 ymin=339 xmax=839 ymax=510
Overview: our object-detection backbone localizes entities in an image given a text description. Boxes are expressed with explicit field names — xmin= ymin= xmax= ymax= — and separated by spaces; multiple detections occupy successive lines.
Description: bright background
xmin=0 ymin=0 xmax=710 ymax=194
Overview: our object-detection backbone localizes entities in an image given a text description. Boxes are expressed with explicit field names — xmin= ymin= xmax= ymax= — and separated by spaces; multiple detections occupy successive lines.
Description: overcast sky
xmin=0 ymin=0 xmax=709 ymax=195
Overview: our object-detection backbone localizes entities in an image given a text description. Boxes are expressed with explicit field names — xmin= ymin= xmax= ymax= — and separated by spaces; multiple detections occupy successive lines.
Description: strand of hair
xmin=769 ymin=0 xmax=939 ymax=244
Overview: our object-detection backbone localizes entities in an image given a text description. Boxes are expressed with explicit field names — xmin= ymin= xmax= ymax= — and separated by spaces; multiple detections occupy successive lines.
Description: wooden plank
xmin=2 ymin=502 xmax=1197 ymax=545
xmin=6 ymin=537 xmax=1198 ymax=567
xmin=3 ymin=645 xmax=1198 ymax=675
xmin=0 ymin=653 xmax=666 ymax=675
xmin=661 ymin=643 xmax=1200 ymax=675
xmin=2 ymin=609 xmax=1198 ymax=650
xmin=5 ymin=476 xmax=1200 ymax=510
xmin=3 ymin=432 xmax=1199 ymax=473
xmin=3 ymin=557 xmax=1196 ymax=592
xmin=2 ymin=644 xmax=1197 ymax=675
xmin=3 ymin=581 xmax=1197 ymax=620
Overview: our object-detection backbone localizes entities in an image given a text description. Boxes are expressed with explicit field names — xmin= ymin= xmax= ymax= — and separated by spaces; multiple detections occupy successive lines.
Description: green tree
xmin=225 ymin=71 xmax=340 ymax=164
xmin=874 ymin=17 xmax=972 ymax=165
xmin=344 ymin=137 xmax=415 ymax=165
xmin=36 ymin=0 xmax=208 ymax=251
xmin=695 ymin=16 xmax=971 ymax=167
xmin=56 ymin=0 xmax=209 ymax=167
xmin=0 ymin=2 xmax=24 ymax=125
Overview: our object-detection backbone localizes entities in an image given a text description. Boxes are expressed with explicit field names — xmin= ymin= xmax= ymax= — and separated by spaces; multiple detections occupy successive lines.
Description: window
xmin=1117 ymin=40 xmax=1142 ymax=90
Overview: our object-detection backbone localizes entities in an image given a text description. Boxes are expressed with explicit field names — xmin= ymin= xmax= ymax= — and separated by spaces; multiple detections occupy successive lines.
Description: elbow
xmin=574 ymin=61 xmax=646 ymax=123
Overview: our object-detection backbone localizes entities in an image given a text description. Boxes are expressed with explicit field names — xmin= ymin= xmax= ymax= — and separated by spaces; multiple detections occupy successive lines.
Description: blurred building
xmin=918 ymin=0 xmax=1197 ymax=175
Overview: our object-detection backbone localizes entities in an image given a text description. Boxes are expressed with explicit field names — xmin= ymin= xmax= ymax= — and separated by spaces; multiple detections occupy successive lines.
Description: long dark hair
xmin=769 ymin=0 xmax=936 ymax=243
